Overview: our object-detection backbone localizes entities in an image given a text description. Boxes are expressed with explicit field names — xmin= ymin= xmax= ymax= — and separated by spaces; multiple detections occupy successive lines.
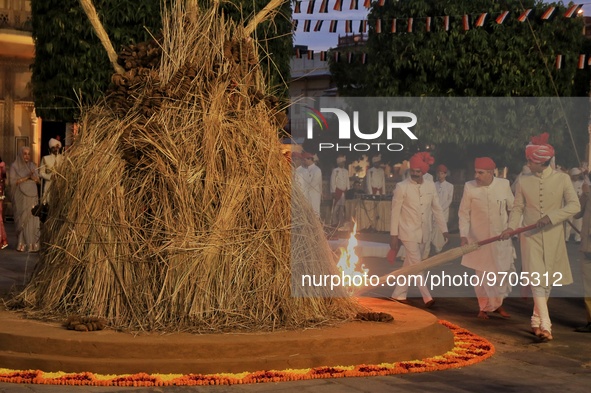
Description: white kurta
xmin=508 ymin=166 xmax=580 ymax=286
xmin=366 ymin=167 xmax=385 ymax=195
xmin=565 ymin=179 xmax=584 ymax=241
xmin=296 ymin=164 xmax=322 ymax=216
xmin=40 ymin=154 xmax=64 ymax=201
xmin=390 ymin=178 xmax=448 ymax=243
xmin=460 ymin=177 xmax=515 ymax=272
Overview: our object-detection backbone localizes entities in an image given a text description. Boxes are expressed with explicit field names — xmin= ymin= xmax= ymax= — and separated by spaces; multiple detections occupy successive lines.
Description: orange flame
xmin=336 ymin=221 xmax=369 ymax=287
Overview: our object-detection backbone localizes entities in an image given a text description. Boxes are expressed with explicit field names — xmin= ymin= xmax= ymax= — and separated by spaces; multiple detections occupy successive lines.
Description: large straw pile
xmin=13 ymin=0 xmax=361 ymax=332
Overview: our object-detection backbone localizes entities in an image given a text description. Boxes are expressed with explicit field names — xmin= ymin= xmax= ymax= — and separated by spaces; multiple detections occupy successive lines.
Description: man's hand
xmin=500 ymin=228 xmax=514 ymax=240
xmin=536 ymin=215 xmax=551 ymax=228
xmin=460 ymin=236 xmax=469 ymax=246
xmin=390 ymin=235 xmax=399 ymax=251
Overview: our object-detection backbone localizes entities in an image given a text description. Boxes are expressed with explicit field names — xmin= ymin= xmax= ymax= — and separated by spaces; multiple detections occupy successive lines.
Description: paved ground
xmin=1 ymin=220 xmax=591 ymax=392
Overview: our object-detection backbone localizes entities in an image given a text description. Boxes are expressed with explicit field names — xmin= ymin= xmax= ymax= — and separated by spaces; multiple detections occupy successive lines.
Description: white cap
xmin=569 ymin=167 xmax=582 ymax=176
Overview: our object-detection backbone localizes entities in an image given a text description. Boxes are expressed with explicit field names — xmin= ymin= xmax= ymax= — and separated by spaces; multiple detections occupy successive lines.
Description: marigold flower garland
xmin=0 ymin=320 xmax=494 ymax=387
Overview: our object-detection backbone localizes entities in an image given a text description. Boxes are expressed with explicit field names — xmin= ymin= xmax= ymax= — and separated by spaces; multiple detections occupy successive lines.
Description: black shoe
xmin=575 ymin=322 xmax=591 ymax=333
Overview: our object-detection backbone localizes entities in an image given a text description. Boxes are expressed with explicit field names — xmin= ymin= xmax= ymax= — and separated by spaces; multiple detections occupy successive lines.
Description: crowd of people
xmin=293 ymin=132 xmax=591 ymax=340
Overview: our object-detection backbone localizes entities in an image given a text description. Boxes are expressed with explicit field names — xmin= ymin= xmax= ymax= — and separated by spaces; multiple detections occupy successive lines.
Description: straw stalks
xmin=12 ymin=0 xmax=360 ymax=333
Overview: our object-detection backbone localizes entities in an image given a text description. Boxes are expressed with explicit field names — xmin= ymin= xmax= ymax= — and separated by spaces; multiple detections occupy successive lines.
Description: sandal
xmin=531 ymin=327 xmax=542 ymax=336
xmin=16 ymin=244 xmax=25 ymax=252
xmin=539 ymin=329 xmax=553 ymax=341
xmin=0 ymin=243 xmax=7 ymax=250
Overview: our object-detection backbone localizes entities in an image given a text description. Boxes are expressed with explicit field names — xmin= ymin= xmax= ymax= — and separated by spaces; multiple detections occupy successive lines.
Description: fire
xmin=336 ymin=221 xmax=369 ymax=287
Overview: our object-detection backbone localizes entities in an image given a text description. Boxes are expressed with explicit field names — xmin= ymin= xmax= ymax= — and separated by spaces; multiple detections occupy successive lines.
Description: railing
xmin=0 ymin=0 xmax=32 ymax=32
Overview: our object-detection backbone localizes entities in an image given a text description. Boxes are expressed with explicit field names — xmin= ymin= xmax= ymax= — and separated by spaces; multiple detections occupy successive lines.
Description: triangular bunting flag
xmin=426 ymin=16 xmax=431 ymax=32
xmin=350 ymin=0 xmax=358 ymax=10
xmin=307 ymin=50 xmax=314 ymax=60
xmin=319 ymin=0 xmax=329 ymax=13
xmin=375 ymin=19 xmax=382 ymax=33
xmin=541 ymin=7 xmax=555 ymax=20
xmin=462 ymin=15 xmax=469 ymax=31
xmin=329 ymin=20 xmax=338 ymax=33
xmin=320 ymin=51 xmax=327 ymax=61
xmin=578 ymin=54 xmax=585 ymax=69
xmin=443 ymin=15 xmax=449 ymax=31
xmin=378 ymin=0 xmax=385 ymax=5
xmin=391 ymin=18 xmax=397 ymax=33
xmin=407 ymin=17 xmax=413 ymax=33
xmin=496 ymin=11 xmax=509 ymax=24
xmin=334 ymin=51 xmax=341 ymax=63
xmin=361 ymin=53 xmax=367 ymax=64
xmin=475 ymin=13 xmax=487 ymax=27
xmin=334 ymin=0 xmax=343 ymax=11
xmin=556 ymin=54 xmax=562 ymax=69
xmin=347 ymin=52 xmax=353 ymax=63
xmin=364 ymin=0 xmax=371 ymax=8
xmin=294 ymin=1 xmax=301 ymax=14
xmin=292 ymin=19 xmax=299 ymax=31
xmin=307 ymin=0 xmax=315 ymax=14
xmin=295 ymin=48 xmax=301 ymax=58
xmin=518 ymin=9 xmax=532 ymax=22
xmin=314 ymin=20 xmax=323 ymax=32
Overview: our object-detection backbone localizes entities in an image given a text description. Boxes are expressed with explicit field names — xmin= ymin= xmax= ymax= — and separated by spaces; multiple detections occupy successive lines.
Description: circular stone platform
xmin=0 ymin=298 xmax=453 ymax=375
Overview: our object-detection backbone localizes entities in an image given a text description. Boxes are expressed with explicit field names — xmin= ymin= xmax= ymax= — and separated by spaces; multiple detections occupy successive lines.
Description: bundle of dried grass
xmin=13 ymin=0 xmax=361 ymax=332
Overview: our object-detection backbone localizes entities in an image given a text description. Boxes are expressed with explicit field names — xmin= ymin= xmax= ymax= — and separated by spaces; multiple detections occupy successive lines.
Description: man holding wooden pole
xmin=389 ymin=152 xmax=448 ymax=307
xmin=459 ymin=157 xmax=515 ymax=319
xmin=501 ymin=133 xmax=580 ymax=341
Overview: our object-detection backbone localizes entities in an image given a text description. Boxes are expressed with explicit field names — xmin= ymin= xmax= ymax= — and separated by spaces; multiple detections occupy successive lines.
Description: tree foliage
xmin=329 ymin=0 xmax=591 ymax=170
xmin=31 ymin=0 xmax=292 ymax=121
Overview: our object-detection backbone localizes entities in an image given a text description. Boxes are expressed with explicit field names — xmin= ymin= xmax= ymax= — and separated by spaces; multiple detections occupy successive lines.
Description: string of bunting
xmin=295 ymin=49 xmax=591 ymax=70
xmin=292 ymin=4 xmax=583 ymax=33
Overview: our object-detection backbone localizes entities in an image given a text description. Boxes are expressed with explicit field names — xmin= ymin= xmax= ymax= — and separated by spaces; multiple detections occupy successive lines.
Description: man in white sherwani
xmin=460 ymin=157 xmax=514 ymax=319
xmin=389 ymin=152 xmax=449 ymax=307
xmin=501 ymin=133 xmax=580 ymax=341
xmin=366 ymin=155 xmax=385 ymax=195
xmin=330 ymin=155 xmax=350 ymax=227
xmin=296 ymin=152 xmax=323 ymax=217
xmin=40 ymin=138 xmax=64 ymax=203
xmin=431 ymin=164 xmax=454 ymax=254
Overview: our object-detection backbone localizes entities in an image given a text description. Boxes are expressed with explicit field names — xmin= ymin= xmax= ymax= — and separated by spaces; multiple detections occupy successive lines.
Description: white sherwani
xmin=40 ymin=154 xmax=64 ymax=201
xmin=508 ymin=166 xmax=579 ymax=286
xmin=432 ymin=180 xmax=454 ymax=252
xmin=508 ymin=166 xmax=580 ymax=331
xmin=366 ymin=167 xmax=385 ymax=195
xmin=390 ymin=178 xmax=448 ymax=303
xmin=459 ymin=178 xmax=515 ymax=312
xmin=296 ymin=164 xmax=322 ymax=216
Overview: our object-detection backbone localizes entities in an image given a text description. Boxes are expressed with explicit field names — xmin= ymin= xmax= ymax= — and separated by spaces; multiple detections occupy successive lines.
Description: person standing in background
xmin=366 ymin=155 xmax=385 ymax=195
xmin=330 ymin=155 xmax=350 ymax=227
xmin=431 ymin=164 xmax=454 ymax=254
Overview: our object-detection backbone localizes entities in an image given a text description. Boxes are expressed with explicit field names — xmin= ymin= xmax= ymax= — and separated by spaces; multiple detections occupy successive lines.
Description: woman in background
xmin=9 ymin=147 xmax=40 ymax=252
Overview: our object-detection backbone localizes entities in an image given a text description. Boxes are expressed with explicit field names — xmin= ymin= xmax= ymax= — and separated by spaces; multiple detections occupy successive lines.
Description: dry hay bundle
xmin=13 ymin=0 xmax=361 ymax=332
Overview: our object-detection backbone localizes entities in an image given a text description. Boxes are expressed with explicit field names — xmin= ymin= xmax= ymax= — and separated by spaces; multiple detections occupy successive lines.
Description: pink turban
xmin=474 ymin=157 xmax=496 ymax=170
xmin=525 ymin=133 xmax=555 ymax=164
xmin=409 ymin=152 xmax=435 ymax=175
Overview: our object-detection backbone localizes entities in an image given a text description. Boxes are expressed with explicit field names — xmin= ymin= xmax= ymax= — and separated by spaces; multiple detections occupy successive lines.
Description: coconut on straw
xmin=13 ymin=0 xmax=362 ymax=332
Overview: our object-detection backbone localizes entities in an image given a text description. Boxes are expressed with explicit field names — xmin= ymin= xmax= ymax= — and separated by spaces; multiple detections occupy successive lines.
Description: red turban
xmin=474 ymin=157 xmax=496 ymax=170
xmin=409 ymin=152 xmax=435 ymax=175
xmin=436 ymin=164 xmax=448 ymax=173
xmin=525 ymin=133 xmax=555 ymax=164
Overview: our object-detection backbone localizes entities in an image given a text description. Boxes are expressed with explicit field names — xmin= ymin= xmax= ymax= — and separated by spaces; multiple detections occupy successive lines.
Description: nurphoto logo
xmin=306 ymin=108 xmax=418 ymax=152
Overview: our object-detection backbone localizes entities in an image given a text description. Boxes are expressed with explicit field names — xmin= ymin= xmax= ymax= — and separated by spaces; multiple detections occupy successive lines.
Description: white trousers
xmin=392 ymin=241 xmax=432 ymax=304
